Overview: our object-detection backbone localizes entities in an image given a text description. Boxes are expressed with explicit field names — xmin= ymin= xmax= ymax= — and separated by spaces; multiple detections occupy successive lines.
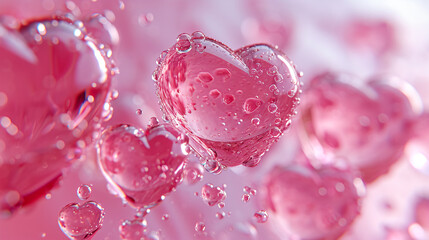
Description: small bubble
xmin=298 ymin=71 xmax=304 ymax=77
xmin=195 ymin=222 xmax=206 ymax=232
xmin=269 ymin=127 xmax=281 ymax=137
xmin=288 ymin=85 xmax=298 ymax=97
xmin=201 ymin=183 xmax=226 ymax=206
xmin=77 ymin=184 xmax=92 ymax=200
xmin=274 ymin=74 xmax=284 ymax=83
xmin=191 ymin=31 xmax=205 ymax=41
xmin=268 ymin=103 xmax=278 ymax=113
xmin=148 ymin=117 xmax=159 ymax=127
xmin=223 ymin=94 xmax=235 ymax=104
xmin=242 ymin=194 xmax=250 ymax=203
xmin=175 ymin=33 xmax=192 ymax=53
xmin=250 ymin=189 xmax=257 ymax=196
xmin=161 ymin=214 xmax=169 ymax=221
xmin=251 ymin=118 xmax=260 ymax=126
xmin=37 ymin=23 xmax=47 ymax=35
xmin=218 ymin=202 xmax=225 ymax=209
xmin=254 ymin=210 xmax=268 ymax=223
xmin=209 ymin=89 xmax=221 ymax=99
xmin=119 ymin=218 xmax=147 ymax=240
xmin=267 ymin=66 xmax=278 ymax=76
xmin=243 ymin=98 xmax=263 ymax=114
xmin=198 ymin=72 xmax=214 ymax=83
xmin=136 ymin=109 xmax=143 ymax=115
xmin=243 ymin=186 xmax=251 ymax=193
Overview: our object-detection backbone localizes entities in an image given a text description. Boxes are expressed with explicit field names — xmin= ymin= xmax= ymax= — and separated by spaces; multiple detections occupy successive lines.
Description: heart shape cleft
xmin=154 ymin=32 xmax=301 ymax=168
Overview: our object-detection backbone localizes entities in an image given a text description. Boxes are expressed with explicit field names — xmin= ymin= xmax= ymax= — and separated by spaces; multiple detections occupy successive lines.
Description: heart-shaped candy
xmin=0 ymin=16 xmax=113 ymax=217
xmin=263 ymin=163 xmax=364 ymax=240
xmin=58 ymin=201 xmax=105 ymax=240
xmin=154 ymin=32 xmax=301 ymax=168
xmin=298 ymin=73 xmax=420 ymax=182
xmin=97 ymin=123 xmax=188 ymax=209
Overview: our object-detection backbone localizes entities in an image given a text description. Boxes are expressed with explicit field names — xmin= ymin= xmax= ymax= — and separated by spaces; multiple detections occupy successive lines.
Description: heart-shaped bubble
xmin=298 ymin=73 xmax=421 ymax=182
xmin=58 ymin=201 xmax=105 ymax=240
xmin=154 ymin=32 xmax=301 ymax=168
xmin=201 ymin=183 xmax=226 ymax=207
xmin=0 ymin=16 xmax=113 ymax=217
xmin=97 ymin=123 xmax=188 ymax=209
xmin=263 ymin=162 xmax=364 ymax=240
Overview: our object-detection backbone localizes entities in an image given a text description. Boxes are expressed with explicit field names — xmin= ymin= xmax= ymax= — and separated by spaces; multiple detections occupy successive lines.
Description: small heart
xmin=155 ymin=32 xmax=301 ymax=168
xmin=97 ymin=123 xmax=188 ymax=209
xmin=0 ymin=16 xmax=113 ymax=216
xmin=263 ymin=163 xmax=364 ymax=240
xmin=298 ymin=73 xmax=420 ymax=182
xmin=58 ymin=201 xmax=105 ymax=240
xmin=201 ymin=183 xmax=226 ymax=206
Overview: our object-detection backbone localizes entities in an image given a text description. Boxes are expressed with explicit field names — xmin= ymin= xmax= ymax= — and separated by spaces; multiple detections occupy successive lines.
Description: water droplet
xmin=243 ymin=186 xmax=251 ymax=193
xmin=254 ymin=210 xmax=268 ymax=223
xmin=214 ymin=68 xmax=231 ymax=80
xmin=243 ymin=98 xmax=263 ymax=114
xmin=251 ymin=118 xmax=260 ymax=126
xmin=203 ymin=159 xmax=223 ymax=174
xmin=161 ymin=214 xmax=169 ymax=221
xmin=209 ymin=89 xmax=221 ymax=99
xmin=191 ymin=31 xmax=205 ymax=41
xmin=242 ymin=194 xmax=250 ymax=203
xmin=198 ymin=72 xmax=214 ymax=83
xmin=218 ymin=202 xmax=225 ymax=209
xmin=274 ymin=74 xmax=284 ymax=83
xmin=201 ymin=183 xmax=226 ymax=206
xmin=250 ymin=189 xmax=257 ymax=196
xmin=269 ymin=127 xmax=281 ymax=137
xmin=175 ymin=33 xmax=192 ymax=53
xmin=184 ymin=162 xmax=204 ymax=185
xmin=288 ymin=84 xmax=298 ymax=97
xmin=148 ymin=117 xmax=159 ymax=127
xmin=77 ymin=184 xmax=92 ymax=200
xmin=267 ymin=66 xmax=278 ymax=76
xmin=136 ymin=109 xmax=143 ymax=115
xmin=223 ymin=94 xmax=235 ymax=104
xmin=268 ymin=103 xmax=278 ymax=113
xmin=195 ymin=222 xmax=206 ymax=232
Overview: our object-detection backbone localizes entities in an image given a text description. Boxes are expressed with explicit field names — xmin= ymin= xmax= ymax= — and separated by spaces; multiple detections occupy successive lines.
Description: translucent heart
xmin=264 ymin=163 xmax=364 ymax=240
xmin=58 ymin=201 xmax=105 ymax=240
xmin=298 ymin=73 xmax=421 ymax=182
xmin=0 ymin=16 xmax=113 ymax=217
xmin=97 ymin=123 xmax=188 ymax=209
xmin=155 ymin=32 xmax=301 ymax=167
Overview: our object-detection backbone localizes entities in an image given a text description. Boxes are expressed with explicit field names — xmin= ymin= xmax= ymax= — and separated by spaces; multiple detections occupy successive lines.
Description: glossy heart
xmin=97 ymin=123 xmax=188 ymax=209
xmin=154 ymin=32 xmax=301 ymax=168
xmin=58 ymin=201 xmax=104 ymax=240
xmin=0 ymin=16 xmax=113 ymax=217
xmin=264 ymin=163 xmax=364 ymax=240
xmin=298 ymin=73 xmax=420 ymax=182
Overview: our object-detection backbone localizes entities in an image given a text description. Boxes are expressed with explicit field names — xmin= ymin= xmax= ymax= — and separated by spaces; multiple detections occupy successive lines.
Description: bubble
xmin=76 ymin=185 xmax=92 ymax=201
xmin=269 ymin=127 xmax=281 ymax=137
xmin=203 ymin=159 xmax=223 ymax=174
xmin=175 ymin=33 xmax=192 ymax=53
xmin=251 ymin=118 xmax=260 ymax=126
xmin=218 ymin=202 xmax=225 ymax=209
xmin=254 ymin=210 xmax=268 ymax=223
xmin=250 ymin=189 xmax=257 ymax=196
xmin=148 ymin=117 xmax=159 ymax=127
xmin=267 ymin=66 xmax=278 ymax=76
xmin=195 ymin=222 xmax=206 ymax=232
xmin=243 ymin=186 xmax=251 ymax=193
xmin=209 ymin=89 xmax=221 ymax=99
xmin=119 ymin=218 xmax=147 ymax=240
xmin=136 ymin=109 xmax=143 ymax=115
xmin=191 ymin=31 xmax=205 ymax=41
xmin=183 ymin=162 xmax=204 ymax=185
xmin=198 ymin=72 xmax=214 ymax=83
xmin=268 ymin=103 xmax=278 ymax=113
xmin=242 ymin=194 xmax=250 ymax=203
xmin=223 ymin=94 xmax=235 ymax=104
xmin=201 ymin=183 xmax=226 ymax=206
xmin=274 ymin=74 xmax=284 ymax=83
xmin=288 ymin=84 xmax=298 ymax=97
xmin=243 ymin=98 xmax=263 ymax=114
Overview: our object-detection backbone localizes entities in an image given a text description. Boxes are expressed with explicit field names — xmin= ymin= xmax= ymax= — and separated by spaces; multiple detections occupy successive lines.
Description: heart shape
xmin=58 ymin=201 xmax=104 ymax=240
xmin=264 ymin=163 xmax=363 ymax=240
xmin=97 ymin=123 xmax=188 ymax=209
xmin=0 ymin=16 xmax=113 ymax=216
xmin=154 ymin=32 xmax=301 ymax=167
xmin=298 ymin=73 xmax=420 ymax=182
xmin=201 ymin=183 xmax=226 ymax=206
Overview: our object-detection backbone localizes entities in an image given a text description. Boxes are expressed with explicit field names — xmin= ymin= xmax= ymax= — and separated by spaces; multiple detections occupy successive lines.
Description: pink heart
xmin=298 ymin=73 xmax=420 ymax=182
xmin=0 ymin=16 xmax=113 ymax=216
xmin=155 ymin=32 xmax=301 ymax=168
xmin=58 ymin=201 xmax=104 ymax=240
xmin=97 ymin=123 xmax=188 ymax=209
xmin=263 ymin=163 xmax=364 ymax=240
